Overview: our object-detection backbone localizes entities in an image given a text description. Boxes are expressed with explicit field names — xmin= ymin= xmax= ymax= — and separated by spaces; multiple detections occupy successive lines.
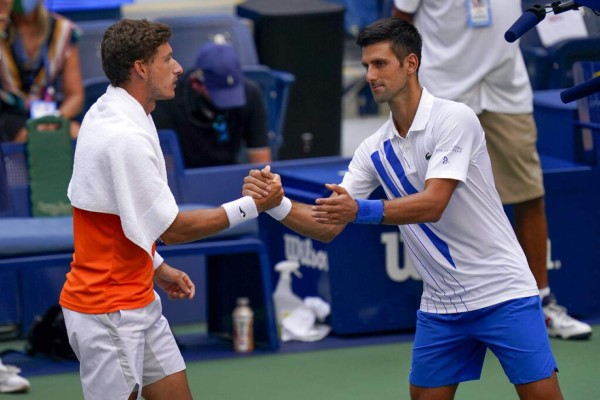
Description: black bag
xmin=25 ymin=305 xmax=77 ymax=360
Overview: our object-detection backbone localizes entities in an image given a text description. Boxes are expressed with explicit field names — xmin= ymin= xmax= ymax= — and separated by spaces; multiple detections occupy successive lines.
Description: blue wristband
xmin=354 ymin=199 xmax=384 ymax=224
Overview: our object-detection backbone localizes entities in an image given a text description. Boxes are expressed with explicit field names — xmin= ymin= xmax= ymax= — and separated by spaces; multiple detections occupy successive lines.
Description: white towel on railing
xmin=68 ymin=85 xmax=178 ymax=256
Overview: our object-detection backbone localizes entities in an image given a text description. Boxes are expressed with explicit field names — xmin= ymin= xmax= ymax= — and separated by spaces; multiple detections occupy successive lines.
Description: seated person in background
xmin=0 ymin=0 xmax=84 ymax=143
xmin=152 ymin=42 xmax=271 ymax=167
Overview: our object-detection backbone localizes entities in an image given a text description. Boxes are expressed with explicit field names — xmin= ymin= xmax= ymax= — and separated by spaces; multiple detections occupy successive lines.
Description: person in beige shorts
xmin=479 ymin=112 xmax=545 ymax=204
xmin=393 ymin=0 xmax=592 ymax=340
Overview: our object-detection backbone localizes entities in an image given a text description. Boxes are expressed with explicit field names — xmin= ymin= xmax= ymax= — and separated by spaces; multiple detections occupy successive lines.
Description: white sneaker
xmin=543 ymin=295 xmax=593 ymax=340
xmin=0 ymin=359 xmax=30 ymax=393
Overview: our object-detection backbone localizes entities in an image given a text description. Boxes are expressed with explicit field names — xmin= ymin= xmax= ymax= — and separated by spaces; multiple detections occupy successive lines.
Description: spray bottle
xmin=272 ymin=260 xmax=304 ymax=336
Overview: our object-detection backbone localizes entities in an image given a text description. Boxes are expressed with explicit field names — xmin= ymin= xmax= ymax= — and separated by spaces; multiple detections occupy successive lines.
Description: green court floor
xmin=9 ymin=324 xmax=600 ymax=400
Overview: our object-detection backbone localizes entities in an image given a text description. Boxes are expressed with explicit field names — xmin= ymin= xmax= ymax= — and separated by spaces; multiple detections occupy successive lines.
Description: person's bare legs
xmin=514 ymin=196 xmax=592 ymax=339
xmin=11 ymin=120 xmax=79 ymax=142
xmin=514 ymin=371 xmax=563 ymax=400
xmin=12 ymin=127 xmax=27 ymax=143
xmin=133 ymin=370 xmax=193 ymax=400
xmin=410 ymin=384 xmax=458 ymax=400
xmin=513 ymin=196 xmax=548 ymax=289
xmin=69 ymin=120 xmax=80 ymax=140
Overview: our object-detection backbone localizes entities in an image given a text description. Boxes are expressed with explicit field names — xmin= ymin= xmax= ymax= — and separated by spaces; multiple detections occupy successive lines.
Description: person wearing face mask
xmin=0 ymin=0 xmax=84 ymax=142
xmin=152 ymin=42 xmax=271 ymax=167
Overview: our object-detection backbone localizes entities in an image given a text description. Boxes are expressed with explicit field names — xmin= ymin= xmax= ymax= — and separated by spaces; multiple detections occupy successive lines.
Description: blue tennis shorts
xmin=409 ymin=296 xmax=557 ymax=388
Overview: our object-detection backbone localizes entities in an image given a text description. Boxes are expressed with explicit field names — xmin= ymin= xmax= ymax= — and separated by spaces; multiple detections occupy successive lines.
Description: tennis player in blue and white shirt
xmin=245 ymin=17 xmax=564 ymax=400
xmin=343 ymin=84 xmax=540 ymax=314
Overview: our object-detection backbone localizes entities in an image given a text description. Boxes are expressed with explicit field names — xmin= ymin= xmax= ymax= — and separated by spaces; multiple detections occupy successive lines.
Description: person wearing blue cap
xmin=152 ymin=42 xmax=271 ymax=167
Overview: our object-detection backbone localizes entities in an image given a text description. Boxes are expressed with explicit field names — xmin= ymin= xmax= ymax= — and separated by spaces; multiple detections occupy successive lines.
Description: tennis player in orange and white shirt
xmin=59 ymin=19 xmax=283 ymax=400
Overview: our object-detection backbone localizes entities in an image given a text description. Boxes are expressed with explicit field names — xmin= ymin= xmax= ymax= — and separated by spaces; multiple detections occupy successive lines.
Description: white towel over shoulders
xmin=68 ymin=85 xmax=178 ymax=256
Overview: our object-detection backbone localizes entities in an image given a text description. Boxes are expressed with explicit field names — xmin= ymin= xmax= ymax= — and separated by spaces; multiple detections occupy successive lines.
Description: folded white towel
xmin=68 ymin=85 xmax=178 ymax=256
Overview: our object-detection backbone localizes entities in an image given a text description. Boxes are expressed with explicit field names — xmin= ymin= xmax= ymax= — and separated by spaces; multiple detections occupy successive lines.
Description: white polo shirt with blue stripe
xmin=341 ymin=88 xmax=538 ymax=314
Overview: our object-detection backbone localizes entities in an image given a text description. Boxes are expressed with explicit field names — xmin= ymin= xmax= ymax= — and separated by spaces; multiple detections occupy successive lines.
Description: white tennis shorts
xmin=62 ymin=293 xmax=185 ymax=400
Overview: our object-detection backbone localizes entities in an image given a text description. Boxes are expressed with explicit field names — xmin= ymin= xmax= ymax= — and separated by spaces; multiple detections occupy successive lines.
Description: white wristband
xmin=221 ymin=196 xmax=259 ymax=228
xmin=153 ymin=251 xmax=164 ymax=270
xmin=266 ymin=196 xmax=292 ymax=221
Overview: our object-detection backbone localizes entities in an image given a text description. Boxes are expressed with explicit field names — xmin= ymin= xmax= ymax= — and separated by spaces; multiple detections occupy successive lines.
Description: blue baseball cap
xmin=194 ymin=43 xmax=246 ymax=109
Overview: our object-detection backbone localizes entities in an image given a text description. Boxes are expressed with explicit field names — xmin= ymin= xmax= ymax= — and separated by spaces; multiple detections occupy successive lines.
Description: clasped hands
xmin=243 ymin=165 xmax=358 ymax=224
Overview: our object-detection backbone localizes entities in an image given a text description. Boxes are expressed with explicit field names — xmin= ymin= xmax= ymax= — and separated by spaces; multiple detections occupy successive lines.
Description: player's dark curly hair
xmin=101 ymin=19 xmax=172 ymax=87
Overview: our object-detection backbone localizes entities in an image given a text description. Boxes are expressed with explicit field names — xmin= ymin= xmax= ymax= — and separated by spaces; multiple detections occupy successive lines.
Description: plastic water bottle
xmin=232 ymin=297 xmax=254 ymax=353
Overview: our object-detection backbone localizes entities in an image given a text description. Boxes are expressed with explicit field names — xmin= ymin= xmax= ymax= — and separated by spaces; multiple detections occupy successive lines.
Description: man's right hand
xmin=243 ymin=165 xmax=284 ymax=212
xmin=245 ymin=165 xmax=284 ymax=212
